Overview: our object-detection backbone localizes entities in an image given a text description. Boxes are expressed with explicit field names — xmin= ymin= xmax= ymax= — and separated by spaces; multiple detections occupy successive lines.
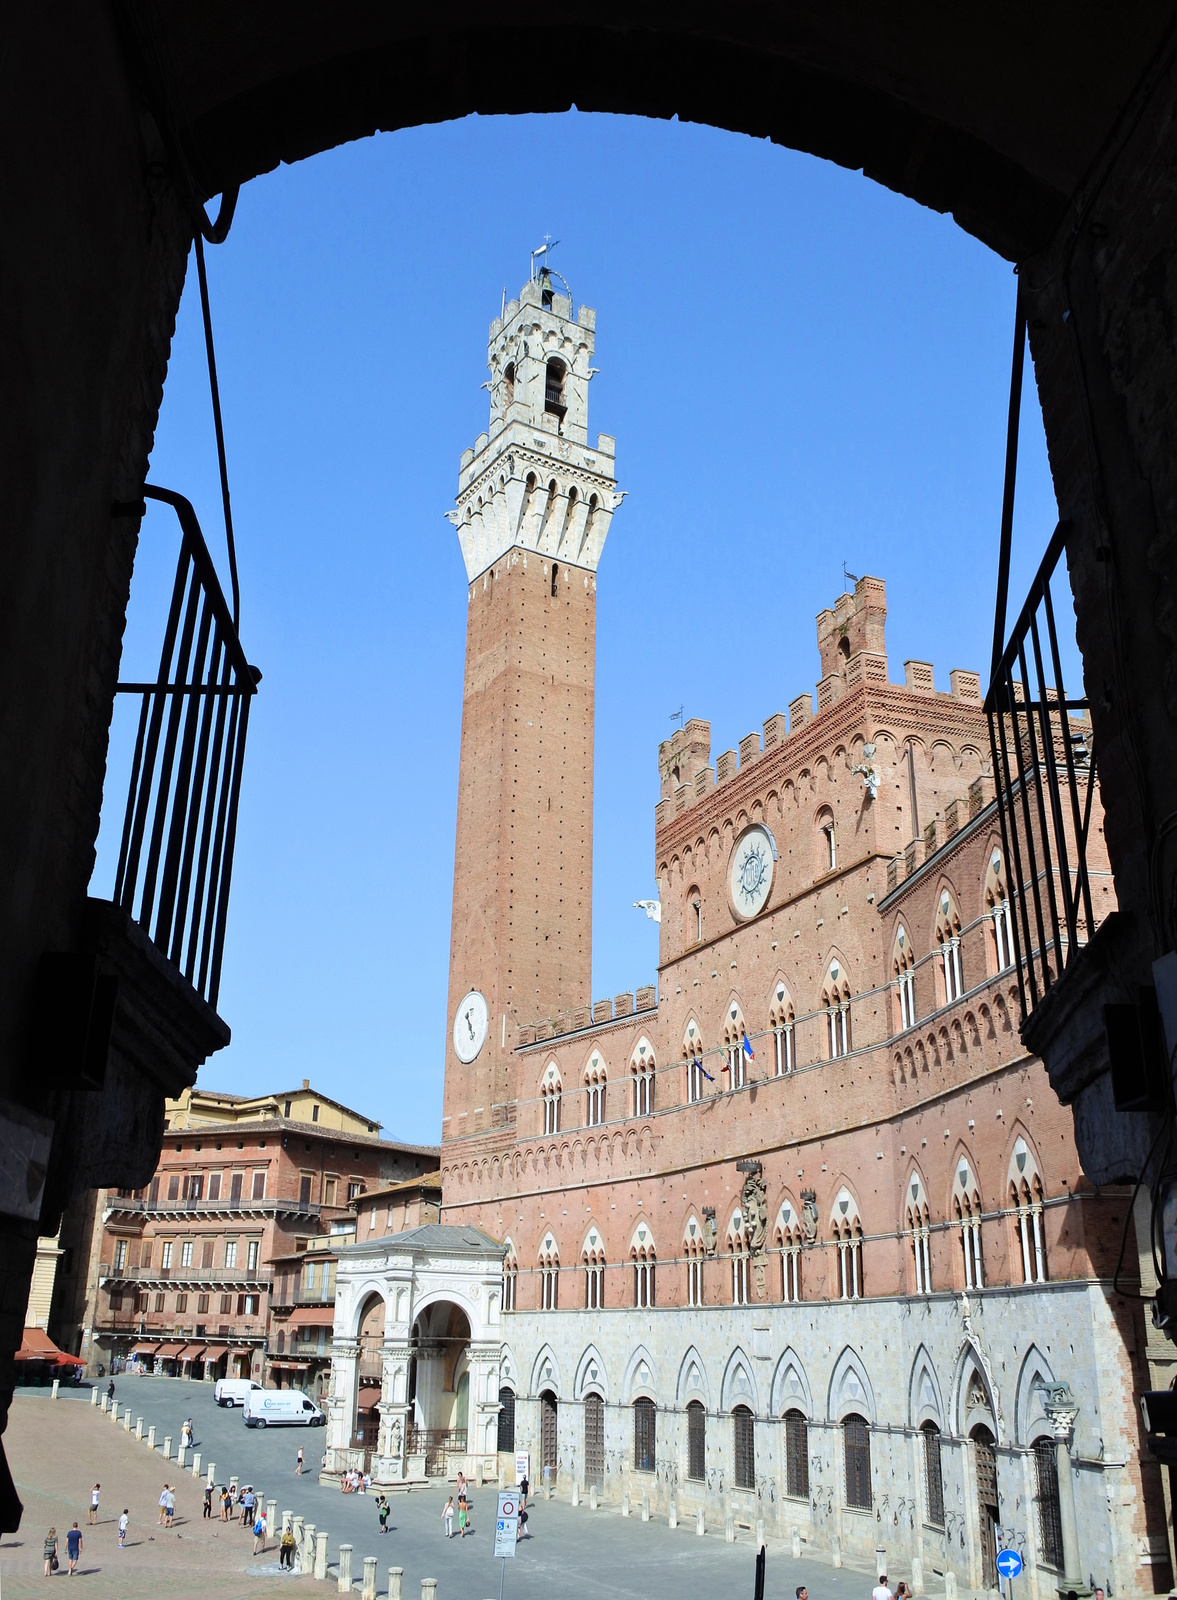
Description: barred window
xmin=687 ymin=1400 xmax=706 ymax=1481
xmin=634 ymin=1397 xmax=656 ymax=1473
xmin=922 ymin=1422 xmax=944 ymax=1527
xmin=497 ymin=1387 xmax=515 ymax=1454
xmin=844 ymin=1414 xmax=871 ymax=1510
xmin=733 ymin=1405 xmax=755 ymax=1489
xmin=784 ymin=1409 xmax=809 ymax=1499
xmin=1033 ymin=1436 xmax=1064 ymax=1570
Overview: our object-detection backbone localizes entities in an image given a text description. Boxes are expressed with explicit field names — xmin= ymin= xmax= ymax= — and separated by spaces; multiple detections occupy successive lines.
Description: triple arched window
xmin=728 ymin=1209 xmax=750 ymax=1305
xmin=630 ymin=1039 xmax=655 ymax=1117
xmin=894 ymin=925 xmax=917 ymax=1031
xmin=906 ymin=1175 xmax=932 ymax=1294
xmin=501 ymin=1240 xmax=518 ymax=1312
xmin=822 ymin=963 xmax=852 ymax=1059
xmin=986 ymin=849 xmax=1015 ymax=973
xmin=538 ymin=1235 xmax=559 ymax=1310
xmin=831 ymin=1190 xmax=864 ymax=1299
xmin=584 ymin=1052 xmax=607 ymax=1128
xmin=683 ymin=1021 xmax=706 ymax=1104
xmin=776 ymin=1202 xmax=802 ymax=1303
xmin=936 ymin=889 xmax=964 ymax=1003
xmin=953 ymin=1158 xmax=985 ymax=1289
xmin=770 ymin=983 xmax=795 ymax=1075
xmin=684 ymin=1217 xmax=705 ymax=1307
xmin=541 ymin=1064 xmax=561 ymax=1136
xmin=1009 ymin=1138 xmax=1048 ymax=1284
xmin=631 ymin=1224 xmax=656 ymax=1307
xmin=582 ymin=1228 xmax=605 ymax=1309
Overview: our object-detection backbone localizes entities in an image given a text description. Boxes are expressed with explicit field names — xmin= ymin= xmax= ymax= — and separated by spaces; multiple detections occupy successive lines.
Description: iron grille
xmin=634 ymin=1396 xmax=656 ymax=1473
xmin=497 ymin=1386 xmax=515 ymax=1453
xmin=986 ymin=519 xmax=1102 ymax=1020
xmin=687 ymin=1400 xmax=706 ymax=1481
xmin=922 ymin=1422 xmax=944 ymax=1527
xmin=111 ymin=485 xmax=258 ymax=1009
xmin=734 ymin=1404 xmax=756 ymax=1489
xmin=1033 ymin=1436 xmax=1065 ymax=1569
xmin=785 ymin=1409 xmax=809 ymax=1499
xmin=844 ymin=1414 xmax=871 ymax=1509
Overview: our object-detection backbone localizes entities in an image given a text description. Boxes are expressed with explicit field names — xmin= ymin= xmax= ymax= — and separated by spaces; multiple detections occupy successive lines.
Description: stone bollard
xmin=362 ymin=1556 xmax=378 ymax=1600
xmin=124 ymin=1407 xmax=133 ymax=1431
xmin=792 ymin=1528 xmax=801 ymax=1559
xmin=315 ymin=1530 xmax=329 ymax=1581
xmin=831 ymin=1534 xmax=843 ymax=1568
xmin=641 ymin=1493 xmax=650 ymax=1523
xmin=944 ymin=1572 xmax=958 ymax=1600
xmin=268 ymin=1501 xmax=277 ymax=1536
xmin=756 ymin=1519 xmax=765 ymax=1551
xmin=668 ymin=1497 xmax=677 ymax=1530
xmin=589 ymin=1484 xmax=598 ymax=1511
xmin=110 ymin=1401 xmax=120 ymax=1424
xmin=230 ymin=1475 xmax=239 ymax=1495
xmin=147 ymin=1426 xmax=156 ymax=1450
xmin=621 ymin=1491 xmax=630 ymax=1518
xmin=302 ymin=1523 xmax=316 ymax=1577
xmin=100 ymin=1394 xmax=108 ymax=1413
xmin=51 ymin=1378 xmax=59 ymax=1400
xmin=421 ymin=1582 xmax=437 ymax=1600
xmin=206 ymin=1463 xmax=216 ymax=1488
xmin=292 ymin=1517 xmax=304 ymax=1569
xmin=696 ymin=1508 xmax=705 ymax=1537
xmin=725 ymin=1512 xmax=735 ymax=1544
xmin=282 ymin=1510 xmax=292 ymax=1534
xmin=177 ymin=1444 xmax=187 ymax=1468
xmin=162 ymin=1435 xmax=172 ymax=1460
xmin=911 ymin=1557 xmax=925 ymax=1596
xmin=135 ymin=1418 xmax=143 ymax=1441
xmin=571 ymin=1480 xmax=579 ymax=1507
xmin=191 ymin=1451 xmax=202 ymax=1478
xmin=876 ymin=1546 xmax=888 ymax=1581
xmin=498 ymin=1465 xmax=505 ymax=1489
xmin=90 ymin=1387 xmax=98 ymax=1407
xmin=388 ymin=1567 xmax=403 ymax=1600
xmin=337 ymin=1544 xmax=352 ymax=1593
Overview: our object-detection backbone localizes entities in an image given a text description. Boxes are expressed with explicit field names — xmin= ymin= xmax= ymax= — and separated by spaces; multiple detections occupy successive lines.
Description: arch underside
xmin=132 ymin=4 xmax=1174 ymax=260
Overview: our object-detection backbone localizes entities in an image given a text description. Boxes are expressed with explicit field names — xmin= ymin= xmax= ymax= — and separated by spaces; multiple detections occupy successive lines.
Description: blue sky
xmin=99 ymin=112 xmax=1061 ymax=1145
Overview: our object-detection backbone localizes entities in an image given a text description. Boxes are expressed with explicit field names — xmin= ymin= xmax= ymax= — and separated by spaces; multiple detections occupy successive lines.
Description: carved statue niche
xmin=800 ymin=1189 xmax=819 ymax=1244
xmin=702 ymin=1207 xmax=718 ymax=1256
xmin=741 ymin=1170 xmax=769 ymax=1256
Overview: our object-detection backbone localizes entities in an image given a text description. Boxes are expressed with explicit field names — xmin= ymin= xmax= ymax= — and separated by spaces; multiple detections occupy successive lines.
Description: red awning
xmin=14 ymin=1328 xmax=64 ymax=1361
xmin=357 ymin=1386 xmax=382 ymax=1410
xmin=269 ymin=1360 xmax=310 ymax=1370
xmin=286 ymin=1306 xmax=334 ymax=1329
xmin=177 ymin=1344 xmax=206 ymax=1362
xmin=229 ymin=1346 xmax=254 ymax=1356
xmin=129 ymin=1341 xmax=161 ymax=1357
xmin=156 ymin=1342 xmax=185 ymax=1359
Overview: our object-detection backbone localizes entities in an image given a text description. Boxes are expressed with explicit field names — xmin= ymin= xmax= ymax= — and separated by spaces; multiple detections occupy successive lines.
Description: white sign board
xmin=494 ymin=1519 xmax=518 ymax=1558
xmin=514 ymin=1450 xmax=530 ymax=1485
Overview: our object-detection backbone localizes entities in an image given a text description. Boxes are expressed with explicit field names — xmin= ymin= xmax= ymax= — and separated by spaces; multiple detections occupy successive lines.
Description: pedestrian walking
xmin=279 ymin=1525 xmax=296 ymax=1569
xmin=220 ymin=1486 xmax=231 ymax=1521
xmin=442 ymin=1496 xmax=455 ymax=1538
xmin=65 ymin=1522 xmax=82 ymax=1574
xmin=165 ymin=1484 xmax=176 ymax=1528
xmin=203 ymin=1482 xmax=213 ymax=1519
xmin=157 ymin=1485 xmax=170 ymax=1525
xmin=518 ymin=1472 xmax=529 ymax=1509
xmin=240 ymin=1486 xmax=255 ymax=1527
xmin=873 ymin=1574 xmax=894 ymax=1600
xmin=378 ymin=1496 xmax=390 ymax=1535
xmin=87 ymin=1484 xmax=100 ymax=1525
xmin=458 ymin=1500 xmax=470 ymax=1538
xmin=106 ymin=1379 xmax=115 ymax=1403
xmin=252 ymin=1508 xmax=267 ymax=1554
xmin=181 ymin=1418 xmax=193 ymax=1450
xmin=43 ymin=1526 xmax=59 ymax=1576
xmin=118 ymin=1510 xmax=129 ymax=1548
xmin=296 ymin=1446 xmax=304 ymax=1476
xmin=456 ymin=1470 xmax=467 ymax=1506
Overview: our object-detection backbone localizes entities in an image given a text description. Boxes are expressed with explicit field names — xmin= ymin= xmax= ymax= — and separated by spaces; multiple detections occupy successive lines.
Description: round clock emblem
xmin=453 ymin=990 xmax=489 ymax=1063
xmin=729 ymin=825 xmax=776 ymax=918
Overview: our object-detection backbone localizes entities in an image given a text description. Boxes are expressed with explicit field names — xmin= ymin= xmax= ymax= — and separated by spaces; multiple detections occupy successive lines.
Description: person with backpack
xmin=252 ymin=1507 xmax=267 ymax=1554
xmin=42 ymin=1527 xmax=58 ymax=1576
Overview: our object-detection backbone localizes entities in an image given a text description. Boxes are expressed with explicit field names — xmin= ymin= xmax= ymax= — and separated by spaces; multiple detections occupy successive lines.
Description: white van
xmin=243 ymin=1388 xmax=325 ymax=1428
xmin=215 ymin=1377 xmax=264 ymax=1408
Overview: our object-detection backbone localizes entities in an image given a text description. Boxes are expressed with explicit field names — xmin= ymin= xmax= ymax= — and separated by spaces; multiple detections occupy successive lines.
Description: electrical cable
xmin=193 ymin=228 xmax=241 ymax=630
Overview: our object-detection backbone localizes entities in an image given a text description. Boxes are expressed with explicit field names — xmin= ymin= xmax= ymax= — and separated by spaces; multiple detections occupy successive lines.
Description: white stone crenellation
xmin=446 ymin=275 xmax=621 ymax=581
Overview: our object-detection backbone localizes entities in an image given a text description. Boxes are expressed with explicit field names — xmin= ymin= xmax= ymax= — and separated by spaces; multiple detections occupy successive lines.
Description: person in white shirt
xmin=873 ymin=1574 xmax=894 ymax=1600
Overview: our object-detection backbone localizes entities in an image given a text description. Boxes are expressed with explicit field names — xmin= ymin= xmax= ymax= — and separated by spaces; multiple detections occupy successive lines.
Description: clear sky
xmin=99 ymin=111 xmax=1062 ymax=1146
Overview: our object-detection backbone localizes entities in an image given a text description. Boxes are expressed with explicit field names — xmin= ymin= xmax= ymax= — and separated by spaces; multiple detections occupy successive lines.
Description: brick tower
xmin=441 ymin=270 xmax=621 ymax=1150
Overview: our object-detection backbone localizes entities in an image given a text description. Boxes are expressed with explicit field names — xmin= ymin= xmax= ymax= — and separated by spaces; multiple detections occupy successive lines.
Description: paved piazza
xmin=1 ymin=1377 xmax=875 ymax=1600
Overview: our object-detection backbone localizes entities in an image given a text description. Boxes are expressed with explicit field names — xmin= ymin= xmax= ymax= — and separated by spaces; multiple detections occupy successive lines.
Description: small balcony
xmin=105 ymin=1193 xmax=320 ymax=1221
xmin=101 ymin=1262 xmax=273 ymax=1289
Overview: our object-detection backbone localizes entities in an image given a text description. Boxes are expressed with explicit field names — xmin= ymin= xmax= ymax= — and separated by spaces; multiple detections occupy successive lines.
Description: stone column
xmin=337 ymin=1544 xmax=352 ymax=1592
xmin=315 ymin=1530 xmax=329 ymax=1580
xmin=51 ymin=1377 xmax=59 ymax=1399
xmin=147 ymin=1426 xmax=156 ymax=1449
xmin=388 ymin=1567 xmax=403 ymax=1600
xmin=302 ymin=1523 xmax=316 ymax=1578
xmin=326 ymin=1338 xmax=360 ymax=1473
xmin=362 ymin=1555 xmax=378 ymax=1599
xmin=1043 ymin=1385 xmax=1087 ymax=1596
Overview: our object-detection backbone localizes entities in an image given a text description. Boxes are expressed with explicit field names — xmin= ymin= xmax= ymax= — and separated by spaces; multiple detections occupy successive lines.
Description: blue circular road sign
xmin=996 ymin=1550 xmax=1023 ymax=1580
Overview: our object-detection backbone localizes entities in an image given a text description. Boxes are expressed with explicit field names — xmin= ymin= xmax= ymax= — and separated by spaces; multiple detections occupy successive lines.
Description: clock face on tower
xmin=453 ymin=990 xmax=489 ymax=1063
xmin=729 ymin=825 xmax=776 ymax=918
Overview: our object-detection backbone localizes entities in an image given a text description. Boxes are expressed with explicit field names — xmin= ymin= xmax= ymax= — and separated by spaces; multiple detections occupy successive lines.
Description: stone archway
xmin=408 ymin=1299 xmax=472 ymax=1476
xmin=351 ymin=1292 xmax=387 ymax=1459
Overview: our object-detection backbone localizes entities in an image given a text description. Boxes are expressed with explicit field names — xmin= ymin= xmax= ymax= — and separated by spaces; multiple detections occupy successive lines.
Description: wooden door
xmin=541 ymin=1390 xmax=558 ymax=1479
xmin=972 ymin=1426 xmax=1000 ymax=1590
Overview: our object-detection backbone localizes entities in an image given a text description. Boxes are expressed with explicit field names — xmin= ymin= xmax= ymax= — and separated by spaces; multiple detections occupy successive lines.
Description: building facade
xmin=76 ymin=1082 xmax=437 ymax=1381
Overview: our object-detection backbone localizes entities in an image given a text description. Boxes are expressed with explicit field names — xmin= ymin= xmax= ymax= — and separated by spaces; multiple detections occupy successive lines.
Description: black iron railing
xmin=112 ymin=485 xmax=259 ymax=1009
xmin=985 ymin=519 xmax=1102 ymax=1019
xmin=407 ymin=1427 xmax=468 ymax=1475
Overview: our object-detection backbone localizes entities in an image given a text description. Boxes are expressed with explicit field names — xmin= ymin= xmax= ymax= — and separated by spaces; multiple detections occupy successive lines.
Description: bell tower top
xmin=446 ymin=268 xmax=621 ymax=582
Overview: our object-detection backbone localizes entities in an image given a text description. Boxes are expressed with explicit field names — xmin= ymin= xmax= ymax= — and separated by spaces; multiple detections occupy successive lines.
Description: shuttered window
xmin=844 ymin=1414 xmax=871 ymax=1509
xmin=634 ymin=1397 xmax=656 ymax=1472
xmin=1034 ymin=1436 xmax=1064 ymax=1570
xmin=784 ymin=1410 xmax=809 ymax=1499
xmin=922 ymin=1422 xmax=944 ymax=1527
xmin=733 ymin=1405 xmax=755 ymax=1489
xmin=687 ymin=1400 xmax=706 ymax=1481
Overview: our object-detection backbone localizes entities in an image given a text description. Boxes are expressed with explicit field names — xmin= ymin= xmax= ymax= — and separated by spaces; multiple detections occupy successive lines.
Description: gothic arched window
xmin=936 ymin=889 xmax=964 ymax=1003
xmin=893 ymin=924 xmax=917 ymax=1032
